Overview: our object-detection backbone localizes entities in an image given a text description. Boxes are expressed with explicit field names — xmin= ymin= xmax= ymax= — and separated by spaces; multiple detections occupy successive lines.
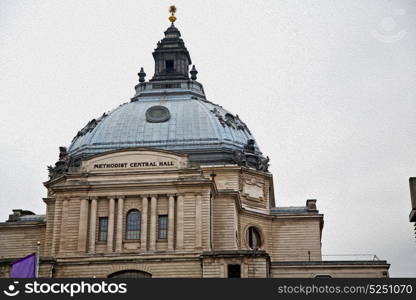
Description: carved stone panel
xmin=240 ymin=174 xmax=266 ymax=202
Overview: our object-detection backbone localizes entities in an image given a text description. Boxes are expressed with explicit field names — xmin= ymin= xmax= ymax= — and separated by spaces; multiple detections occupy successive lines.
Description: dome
xmin=48 ymin=23 xmax=269 ymax=179
xmin=68 ymin=81 xmax=263 ymax=166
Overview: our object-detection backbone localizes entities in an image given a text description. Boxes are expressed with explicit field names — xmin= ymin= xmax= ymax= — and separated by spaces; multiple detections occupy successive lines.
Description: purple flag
xmin=10 ymin=253 xmax=36 ymax=278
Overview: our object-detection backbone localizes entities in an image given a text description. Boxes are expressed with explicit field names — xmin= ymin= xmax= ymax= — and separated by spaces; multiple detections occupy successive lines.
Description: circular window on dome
xmin=245 ymin=226 xmax=262 ymax=250
xmin=146 ymin=106 xmax=170 ymax=123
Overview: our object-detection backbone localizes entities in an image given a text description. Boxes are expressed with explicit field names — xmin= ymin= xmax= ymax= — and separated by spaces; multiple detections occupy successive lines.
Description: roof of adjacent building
xmin=2 ymin=209 xmax=45 ymax=224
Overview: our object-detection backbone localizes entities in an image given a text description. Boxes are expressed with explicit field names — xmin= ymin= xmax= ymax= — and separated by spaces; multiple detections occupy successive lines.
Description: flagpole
xmin=36 ymin=241 xmax=40 ymax=278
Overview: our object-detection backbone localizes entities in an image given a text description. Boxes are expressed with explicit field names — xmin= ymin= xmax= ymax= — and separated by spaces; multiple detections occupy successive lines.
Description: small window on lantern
xmin=165 ymin=60 xmax=174 ymax=73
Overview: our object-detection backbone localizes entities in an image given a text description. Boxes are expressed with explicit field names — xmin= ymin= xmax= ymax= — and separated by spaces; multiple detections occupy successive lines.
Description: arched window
xmin=108 ymin=270 xmax=151 ymax=278
xmin=246 ymin=226 xmax=262 ymax=250
xmin=126 ymin=209 xmax=140 ymax=240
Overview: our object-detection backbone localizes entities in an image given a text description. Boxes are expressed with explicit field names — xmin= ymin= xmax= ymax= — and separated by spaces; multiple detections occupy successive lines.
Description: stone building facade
xmin=0 ymin=12 xmax=389 ymax=278
xmin=410 ymin=177 xmax=416 ymax=237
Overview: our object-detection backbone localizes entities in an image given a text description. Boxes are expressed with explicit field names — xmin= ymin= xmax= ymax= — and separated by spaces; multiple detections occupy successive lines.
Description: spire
xmin=150 ymin=6 xmax=192 ymax=81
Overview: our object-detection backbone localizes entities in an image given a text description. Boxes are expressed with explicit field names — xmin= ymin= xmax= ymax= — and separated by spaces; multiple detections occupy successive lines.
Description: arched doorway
xmin=107 ymin=270 xmax=152 ymax=278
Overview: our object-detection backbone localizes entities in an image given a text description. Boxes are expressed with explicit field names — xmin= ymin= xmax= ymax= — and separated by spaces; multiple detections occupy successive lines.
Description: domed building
xmin=0 ymin=9 xmax=389 ymax=278
xmin=60 ymin=22 xmax=268 ymax=173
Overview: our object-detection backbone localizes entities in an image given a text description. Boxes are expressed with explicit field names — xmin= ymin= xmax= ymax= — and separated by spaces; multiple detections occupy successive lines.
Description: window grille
xmin=98 ymin=217 xmax=108 ymax=241
xmin=126 ymin=210 xmax=141 ymax=240
xmin=158 ymin=215 xmax=168 ymax=240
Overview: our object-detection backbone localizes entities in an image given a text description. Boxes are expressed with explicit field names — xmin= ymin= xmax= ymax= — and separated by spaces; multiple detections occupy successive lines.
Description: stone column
xmin=58 ymin=198 xmax=69 ymax=253
xmin=52 ymin=198 xmax=62 ymax=255
xmin=88 ymin=198 xmax=97 ymax=253
xmin=195 ymin=194 xmax=203 ymax=249
xmin=107 ymin=197 xmax=115 ymax=252
xmin=77 ymin=198 xmax=89 ymax=252
xmin=176 ymin=194 xmax=184 ymax=250
xmin=149 ymin=195 xmax=157 ymax=251
xmin=140 ymin=195 xmax=148 ymax=251
xmin=115 ymin=196 xmax=124 ymax=252
xmin=168 ymin=195 xmax=175 ymax=250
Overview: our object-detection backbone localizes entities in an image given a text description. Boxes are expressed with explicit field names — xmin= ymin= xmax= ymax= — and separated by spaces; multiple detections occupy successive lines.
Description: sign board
xmin=82 ymin=149 xmax=188 ymax=172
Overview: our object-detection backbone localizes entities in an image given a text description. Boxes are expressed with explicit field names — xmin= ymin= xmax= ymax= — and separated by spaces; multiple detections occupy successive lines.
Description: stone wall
xmin=0 ymin=223 xmax=45 ymax=259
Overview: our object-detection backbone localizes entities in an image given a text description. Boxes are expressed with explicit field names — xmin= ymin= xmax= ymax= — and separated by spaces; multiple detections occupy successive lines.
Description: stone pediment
xmin=82 ymin=148 xmax=189 ymax=173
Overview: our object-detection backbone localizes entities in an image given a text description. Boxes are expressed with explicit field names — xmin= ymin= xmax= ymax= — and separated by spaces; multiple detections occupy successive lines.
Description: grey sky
xmin=1 ymin=0 xmax=415 ymax=276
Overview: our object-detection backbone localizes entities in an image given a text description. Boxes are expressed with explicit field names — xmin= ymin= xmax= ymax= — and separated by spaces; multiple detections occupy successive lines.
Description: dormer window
xmin=165 ymin=60 xmax=174 ymax=73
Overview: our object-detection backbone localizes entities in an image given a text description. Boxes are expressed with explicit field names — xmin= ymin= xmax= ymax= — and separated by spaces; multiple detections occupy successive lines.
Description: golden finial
xmin=169 ymin=5 xmax=177 ymax=23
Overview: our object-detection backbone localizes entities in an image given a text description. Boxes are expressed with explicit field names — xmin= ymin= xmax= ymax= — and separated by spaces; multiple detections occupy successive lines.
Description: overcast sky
xmin=1 ymin=0 xmax=415 ymax=277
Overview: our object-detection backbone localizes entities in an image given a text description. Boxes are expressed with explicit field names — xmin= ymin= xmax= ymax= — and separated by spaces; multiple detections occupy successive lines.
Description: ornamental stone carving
xmin=239 ymin=174 xmax=266 ymax=201
xmin=72 ymin=112 xmax=108 ymax=141
xmin=209 ymin=107 xmax=251 ymax=134
xmin=47 ymin=146 xmax=71 ymax=179
xmin=232 ymin=140 xmax=270 ymax=172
